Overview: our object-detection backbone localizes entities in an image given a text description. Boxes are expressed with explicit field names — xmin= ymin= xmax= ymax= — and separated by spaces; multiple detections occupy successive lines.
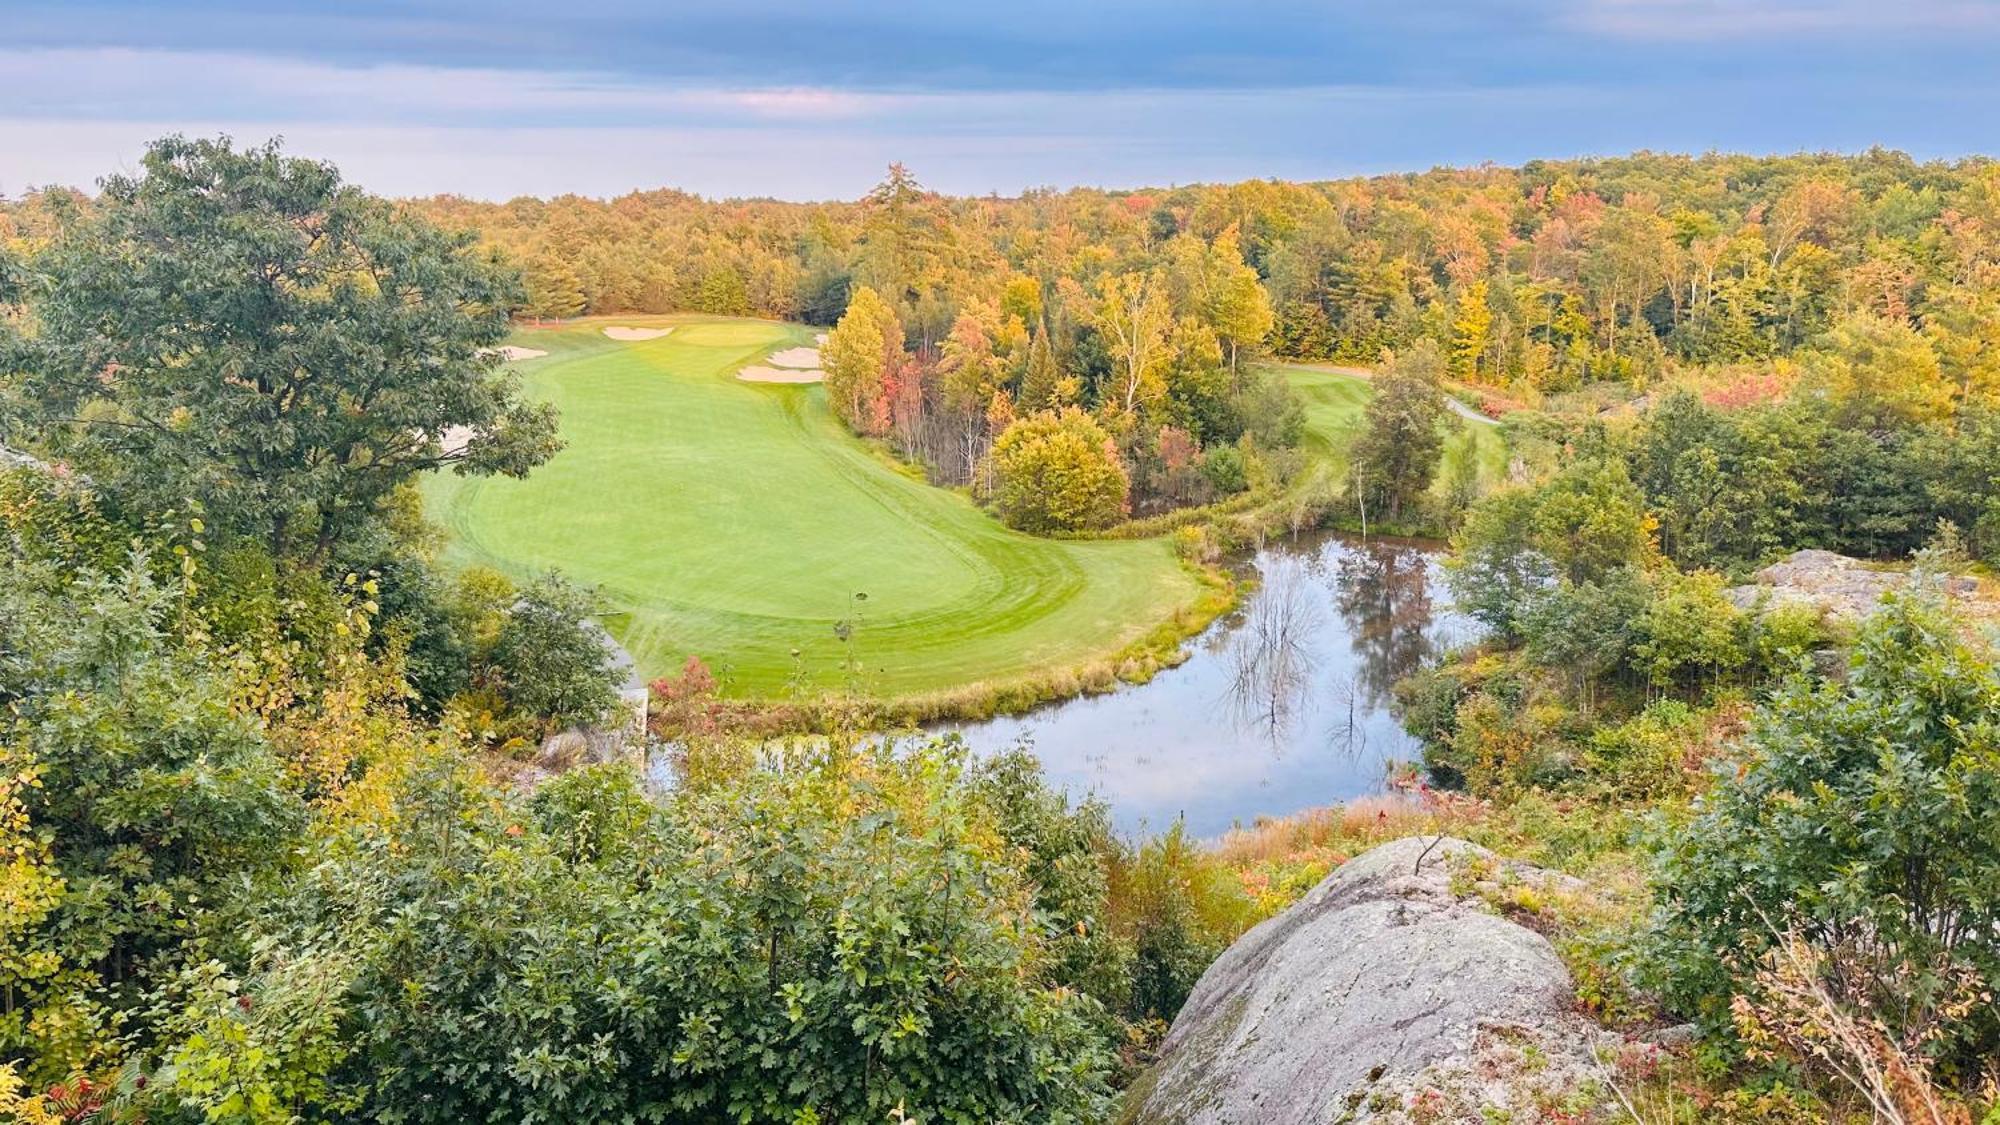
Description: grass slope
xmin=425 ymin=316 xmax=1201 ymax=699
xmin=1280 ymin=362 xmax=1510 ymax=494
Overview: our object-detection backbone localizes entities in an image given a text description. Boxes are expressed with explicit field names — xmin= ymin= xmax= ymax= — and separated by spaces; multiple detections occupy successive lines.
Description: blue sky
xmin=5 ymin=1 xmax=2000 ymax=200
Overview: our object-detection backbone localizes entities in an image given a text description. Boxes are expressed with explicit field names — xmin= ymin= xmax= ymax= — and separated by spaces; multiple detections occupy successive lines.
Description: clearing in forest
xmin=423 ymin=316 xmax=1202 ymax=699
xmin=1278 ymin=362 xmax=1511 ymax=495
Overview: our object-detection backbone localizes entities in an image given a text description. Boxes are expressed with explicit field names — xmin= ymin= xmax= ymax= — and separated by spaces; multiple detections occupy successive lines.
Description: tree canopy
xmin=6 ymin=135 xmax=560 ymax=559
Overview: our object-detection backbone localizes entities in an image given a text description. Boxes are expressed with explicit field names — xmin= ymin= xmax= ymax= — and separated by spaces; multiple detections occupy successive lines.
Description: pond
xmin=943 ymin=531 xmax=1477 ymax=838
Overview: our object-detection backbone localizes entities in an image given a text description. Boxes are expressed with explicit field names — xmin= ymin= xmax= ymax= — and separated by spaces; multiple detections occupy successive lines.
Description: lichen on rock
xmin=1127 ymin=836 xmax=1616 ymax=1123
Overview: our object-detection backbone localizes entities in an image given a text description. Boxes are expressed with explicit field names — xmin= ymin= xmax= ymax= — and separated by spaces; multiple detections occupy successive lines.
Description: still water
xmin=945 ymin=532 xmax=1475 ymax=838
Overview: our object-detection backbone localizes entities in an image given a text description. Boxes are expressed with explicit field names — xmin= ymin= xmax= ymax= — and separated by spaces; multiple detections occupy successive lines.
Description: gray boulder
xmin=1127 ymin=836 xmax=1608 ymax=1123
xmin=1726 ymin=548 xmax=1981 ymax=621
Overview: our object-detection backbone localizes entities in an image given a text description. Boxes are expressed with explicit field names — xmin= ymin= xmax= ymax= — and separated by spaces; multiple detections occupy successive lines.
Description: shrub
xmin=989 ymin=408 xmax=1131 ymax=533
xmin=1198 ymin=445 xmax=1249 ymax=496
xmin=182 ymin=743 xmax=1119 ymax=1123
xmin=1644 ymin=593 xmax=2000 ymax=1074
xmin=1629 ymin=567 xmax=1746 ymax=691
xmin=1584 ymin=699 xmax=1713 ymax=799
xmin=484 ymin=572 xmax=621 ymax=734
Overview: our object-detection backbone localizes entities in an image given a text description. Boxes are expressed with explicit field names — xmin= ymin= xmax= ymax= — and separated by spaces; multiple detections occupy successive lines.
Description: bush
xmin=1644 ymin=594 xmax=2000 ymax=1073
xmin=0 ymin=551 xmax=304 ymax=1084
xmin=1629 ymin=568 xmax=1746 ymax=691
xmin=168 ymin=742 xmax=1119 ymax=1123
xmin=484 ymin=572 xmax=621 ymax=734
xmin=1199 ymin=444 xmax=1249 ymax=495
xmin=989 ymin=408 xmax=1131 ymax=533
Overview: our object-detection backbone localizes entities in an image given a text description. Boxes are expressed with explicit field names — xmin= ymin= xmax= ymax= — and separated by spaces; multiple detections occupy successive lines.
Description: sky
xmin=5 ymin=0 xmax=2000 ymax=201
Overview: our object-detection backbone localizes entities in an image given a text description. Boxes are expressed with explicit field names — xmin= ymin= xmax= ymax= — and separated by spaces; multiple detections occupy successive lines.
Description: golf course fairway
xmin=423 ymin=316 xmax=1204 ymax=700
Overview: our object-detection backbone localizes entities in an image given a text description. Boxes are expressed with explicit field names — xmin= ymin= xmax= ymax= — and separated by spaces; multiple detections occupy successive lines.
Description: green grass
xmin=1278 ymin=362 xmax=1510 ymax=495
xmin=424 ymin=316 xmax=1203 ymax=700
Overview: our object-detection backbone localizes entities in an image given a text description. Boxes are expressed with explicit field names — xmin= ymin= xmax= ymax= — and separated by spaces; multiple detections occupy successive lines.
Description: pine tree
xmin=1018 ymin=322 xmax=1061 ymax=411
xmin=525 ymin=254 xmax=586 ymax=322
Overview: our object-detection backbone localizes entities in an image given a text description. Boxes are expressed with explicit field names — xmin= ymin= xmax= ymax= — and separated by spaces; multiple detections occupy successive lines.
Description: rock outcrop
xmin=1726 ymin=548 xmax=1982 ymax=621
xmin=1127 ymin=837 xmax=1607 ymax=1123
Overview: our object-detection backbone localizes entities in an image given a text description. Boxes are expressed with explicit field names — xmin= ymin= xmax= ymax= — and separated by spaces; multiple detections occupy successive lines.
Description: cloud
xmin=4 ymin=5 xmax=1999 ymax=201
xmin=5 ymin=72 xmax=1992 ymax=203
xmin=0 ymin=48 xmax=898 ymax=127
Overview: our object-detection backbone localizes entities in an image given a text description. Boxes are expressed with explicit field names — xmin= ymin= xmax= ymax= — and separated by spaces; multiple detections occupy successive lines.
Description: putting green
xmin=424 ymin=316 xmax=1202 ymax=699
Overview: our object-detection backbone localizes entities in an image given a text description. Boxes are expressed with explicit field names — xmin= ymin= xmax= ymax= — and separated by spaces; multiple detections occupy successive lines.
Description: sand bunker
xmin=602 ymin=326 xmax=673 ymax=341
xmin=738 ymin=365 xmax=825 ymax=384
xmin=814 ymin=332 xmax=828 ymax=344
xmin=495 ymin=345 xmax=548 ymax=362
xmin=766 ymin=346 xmax=822 ymax=368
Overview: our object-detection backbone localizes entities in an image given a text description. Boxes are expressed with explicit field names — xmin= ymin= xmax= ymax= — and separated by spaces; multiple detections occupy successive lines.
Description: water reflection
xmin=1225 ymin=556 xmax=1325 ymax=743
xmin=944 ymin=530 xmax=1475 ymax=838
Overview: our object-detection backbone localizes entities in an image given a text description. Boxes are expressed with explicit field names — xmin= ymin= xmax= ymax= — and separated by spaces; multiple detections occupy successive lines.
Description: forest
xmin=1 ymin=137 xmax=1998 ymax=1122
xmin=393 ymin=150 xmax=2000 ymax=547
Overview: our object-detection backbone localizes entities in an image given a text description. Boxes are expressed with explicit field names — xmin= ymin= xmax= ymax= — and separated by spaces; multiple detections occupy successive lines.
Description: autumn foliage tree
xmin=822 ymin=284 xmax=905 ymax=436
xmin=989 ymin=408 xmax=1131 ymax=533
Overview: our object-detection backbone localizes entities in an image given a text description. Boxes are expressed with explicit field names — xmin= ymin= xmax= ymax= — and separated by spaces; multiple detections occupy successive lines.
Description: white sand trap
xmin=495 ymin=345 xmax=548 ymax=362
xmin=738 ymin=365 xmax=825 ymax=384
xmin=814 ymin=332 xmax=828 ymax=344
xmin=602 ymin=326 xmax=674 ymax=341
xmin=766 ymin=346 xmax=822 ymax=368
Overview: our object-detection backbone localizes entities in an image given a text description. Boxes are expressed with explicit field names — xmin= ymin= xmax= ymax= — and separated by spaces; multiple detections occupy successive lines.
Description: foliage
xmin=1629 ymin=568 xmax=1747 ymax=691
xmin=8 ymin=135 xmax=560 ymax=559
xmin=482 ymin=572 xmax=621 ymax=735
xmin=365 ymin=151 xmax=2000 ymax=415
xmin=1109 ymin=823 xmax=1255 ymax=1022
xmin=1645 ymin=594 xmax=2000 ymax=1073
xmin=1445 ymin=457 xmax=1654 ymax=640
xmin=185 ymin=743 xmax=1118 ymax=1123
xmin=1625 ymin=390 xmax=2000 ymax=568
xmin=1350 ymin=340 xmax=1448 ymax=520
xmin=1731 ymin=931 xmax=1994 ymax=1124
xmin=0 ymin=548 xmax=303 ymax=1084
xmin=989 ymin=408 xmax=1132 ymax=533
xmin=822 ymin=284 xmax=905 ymax=436
xmin=965 ymin=749 xmax=1134 ymax=1019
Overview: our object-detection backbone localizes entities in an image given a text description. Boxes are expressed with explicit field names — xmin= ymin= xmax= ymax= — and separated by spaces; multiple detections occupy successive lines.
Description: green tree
xmin=989 ymin=409 xmax=1131 ymax=533
xmin=1445 ymin=486 xmax=1556 ymax=640
xmin=14 ymin=135 xmax=560 ymax=559
xmin=1018 ymin=321 xmax=1064 ymax=412
xmin=1448 ymin=455 xmax=1655 ymax=638
xmin=0 ymin=544 xmax=303 ymax=1082
xmin=1629 ymin=567 xmax=1745 ymax=690
xmin=178 ymin=743 xmax=1117 ymax=1123
xmin=695 ymin=258 xmax=751 ymax=316
xmin=485 ymin=573 xmax=621 ymax=735
xmin=1526 ymin=457 xmax=1656 ymax=583
xmin=1351 ymin=341 xmax=1448 ymax=520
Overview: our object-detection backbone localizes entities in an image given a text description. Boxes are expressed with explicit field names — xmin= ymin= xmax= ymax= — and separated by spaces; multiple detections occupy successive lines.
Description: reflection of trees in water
xmin=1324 ymin=671 xmax=1372 ymax=759
xmin=1334 ymin=541 xmax=1438 ymax=709
xmin=1226 ymin=557 xmax=1324 ymax=743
